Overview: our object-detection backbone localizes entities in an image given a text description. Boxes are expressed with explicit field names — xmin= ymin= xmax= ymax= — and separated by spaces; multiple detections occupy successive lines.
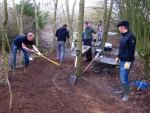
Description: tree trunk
xmin=20 ymin=0 xmax=24 ymax=34
xmin=144 ymin=57 xmax=150 ymax=80
xmin=34 ymin=0 xmax=40 ymax=48
xmin=51 ymin=0 xmax=58 ymax=51
xmin=65 ymin=0 xmax=72 ymax=39
xmin=102 ymin=0 xmax=114 ymax=51
xmin=105 ymin=0 xmax=114 ymax=41
xmin=70 ymin=0 xmax=77 ymax=40
xmin=71 ymin=0 xmax=77 ymax=28
xmin=76 ymin=0 xmax=85 ymax=77
xmin=12 ymin=0 xmax=21 ymax=34
xmin=2 ymin=0 xmax=12 ymax=112
xmin=101 ymin=0 xmax=107 ymax=51
xmin=2 ymin=0 xmax=8 ymax=82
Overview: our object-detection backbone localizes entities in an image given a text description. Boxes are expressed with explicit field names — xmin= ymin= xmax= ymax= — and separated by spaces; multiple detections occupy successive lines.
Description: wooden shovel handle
xmin=34 ymin=52 xmax=60 ymax=66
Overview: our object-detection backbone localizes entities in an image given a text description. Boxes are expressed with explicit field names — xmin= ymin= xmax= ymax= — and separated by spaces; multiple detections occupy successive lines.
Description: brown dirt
xmin=0 ymin=52 xmax=150 ymax=113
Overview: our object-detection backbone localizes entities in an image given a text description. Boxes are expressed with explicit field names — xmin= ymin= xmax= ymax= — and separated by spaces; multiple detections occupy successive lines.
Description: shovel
xmin=69 ymin=49 xmax=81 ymax=86
xmin=34 ymin=52 xmax=60 ymax=66
xmin=83 ymin=50 xmax=101 ymax=72
xmin=69 ymin=55 xmax=78 ymax=86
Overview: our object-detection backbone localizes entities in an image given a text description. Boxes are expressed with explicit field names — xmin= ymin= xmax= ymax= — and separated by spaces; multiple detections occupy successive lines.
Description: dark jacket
xmin=83 ymin=27 xmax=96 ymax=40
xmin=55 ymin=27 xmax=69 ymax=42
xmin=82 ymin=27 xmax=96 ymax=46
xmin=118 ymin=31 xmax=136 ymax=62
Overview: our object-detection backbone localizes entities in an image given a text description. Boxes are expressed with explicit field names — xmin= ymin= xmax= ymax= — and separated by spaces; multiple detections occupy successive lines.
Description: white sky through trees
xmin=0 ymin=0 xmax=98 ymax=12
xmin=0 ymin=0 xmax=103 ymax=24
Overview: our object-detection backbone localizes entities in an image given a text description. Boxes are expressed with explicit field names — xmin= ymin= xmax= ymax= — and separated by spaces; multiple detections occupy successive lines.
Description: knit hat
xmin=117 ymin=20 xmax=129 ymax=28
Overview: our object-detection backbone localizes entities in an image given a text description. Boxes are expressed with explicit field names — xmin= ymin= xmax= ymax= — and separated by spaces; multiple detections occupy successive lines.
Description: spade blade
xmin=69 ymin=74 xmax=77 ymax=86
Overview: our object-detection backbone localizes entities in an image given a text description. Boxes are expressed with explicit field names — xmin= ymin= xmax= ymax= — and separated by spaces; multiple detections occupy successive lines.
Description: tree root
xmin=5 ymin=75 xmax=12 ymax=113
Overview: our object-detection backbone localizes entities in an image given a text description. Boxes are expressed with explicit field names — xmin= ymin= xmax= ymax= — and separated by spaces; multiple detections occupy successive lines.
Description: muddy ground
xmin=0 ymin=51 xmax=150 ymax=113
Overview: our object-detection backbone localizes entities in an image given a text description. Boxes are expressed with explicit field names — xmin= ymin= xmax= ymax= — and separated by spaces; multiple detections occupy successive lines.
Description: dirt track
xmin=0 ymin=52 xmax=150 ymax=113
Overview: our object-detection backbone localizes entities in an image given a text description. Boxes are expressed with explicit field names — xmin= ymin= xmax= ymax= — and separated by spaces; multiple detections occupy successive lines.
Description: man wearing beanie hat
xmin=115 ymin=20 xmax=136 ymax=102
xmin=117 ymin=20 xmax=129 ymax=29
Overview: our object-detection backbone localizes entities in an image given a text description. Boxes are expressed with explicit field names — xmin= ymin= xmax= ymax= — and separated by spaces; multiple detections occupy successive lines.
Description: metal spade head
xmin=69 ymin=74 xmax=78 ymax=87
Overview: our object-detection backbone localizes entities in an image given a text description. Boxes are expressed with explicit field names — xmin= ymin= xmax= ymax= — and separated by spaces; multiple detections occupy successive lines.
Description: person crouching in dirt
xmin=55 ymin=24 xmax=70 ymax=62
xmin=82 ymin=21 xmax=96 ymax=62
xmin=115 ymin=20 xmax=136 ymax=102
xmin=11 ymin=32 xmax=41 ymax=70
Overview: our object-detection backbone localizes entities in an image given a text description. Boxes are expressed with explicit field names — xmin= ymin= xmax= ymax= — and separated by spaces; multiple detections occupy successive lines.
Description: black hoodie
xmin=55 ymin=27 xmax=69 ymax=42
xmin=118 ymin=31 xmax=136 ymax=62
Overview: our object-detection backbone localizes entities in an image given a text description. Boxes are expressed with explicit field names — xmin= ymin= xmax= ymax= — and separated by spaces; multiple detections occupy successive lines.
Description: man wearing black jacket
xmin=115 ymin=20 xmax=136 ymax=102
xmin=55 ymin=24 xmax=69 ymax=62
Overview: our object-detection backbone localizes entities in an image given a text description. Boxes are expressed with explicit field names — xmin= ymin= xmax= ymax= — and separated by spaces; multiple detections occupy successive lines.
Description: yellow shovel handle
xmin=40 ymin=54 xmax=60 ymax=66
xmin=35 ymin=52 xmax=60 ymax=66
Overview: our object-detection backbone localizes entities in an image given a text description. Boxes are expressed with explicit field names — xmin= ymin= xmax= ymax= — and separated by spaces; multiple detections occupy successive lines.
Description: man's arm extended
xmin=32 ymin=45 xmax=40 ymax=53
xmin=22 ymin=43 xmax=34 ymax=52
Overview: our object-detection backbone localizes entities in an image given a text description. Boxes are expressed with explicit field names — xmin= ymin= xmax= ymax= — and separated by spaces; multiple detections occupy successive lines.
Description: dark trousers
xmin=86 ymin=48 xmax=92 ymax=61
xmin=83 ymin=39 xmax=92 ymax=61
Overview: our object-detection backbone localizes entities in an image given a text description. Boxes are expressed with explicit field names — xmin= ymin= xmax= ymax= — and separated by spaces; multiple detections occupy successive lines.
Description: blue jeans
xmin=11 ymin=43 xmax=29 ymax=69
xmin=119 ymin=61 xmax=132 ymax=95
xmin=57 ymin=41 xmax=65 ymax=62
xmin=98 ymin=32 xmax=103 ymax=42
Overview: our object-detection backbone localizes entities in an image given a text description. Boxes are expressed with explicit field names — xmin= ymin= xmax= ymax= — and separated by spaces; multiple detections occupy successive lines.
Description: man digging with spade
xmin=11 ymin=32 xmax=41 ymax=70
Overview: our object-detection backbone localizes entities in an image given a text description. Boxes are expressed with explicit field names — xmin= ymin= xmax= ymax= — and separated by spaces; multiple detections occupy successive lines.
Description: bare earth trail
xmin=0 ymin=52 xmax=150 ymax=113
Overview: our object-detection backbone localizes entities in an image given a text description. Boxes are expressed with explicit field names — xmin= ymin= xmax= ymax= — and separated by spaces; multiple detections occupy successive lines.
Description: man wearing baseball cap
xmin=115 ymin=20 xmax=136 ymax=102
